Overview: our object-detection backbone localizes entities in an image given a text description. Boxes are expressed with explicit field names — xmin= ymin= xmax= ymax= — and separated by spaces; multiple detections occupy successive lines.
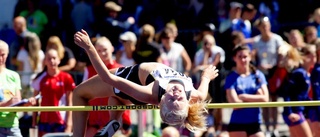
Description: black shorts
xmin=227 ymin=122 xmax=262 ymax=136
xmin=114 ymin=64 xmax=147 ymax=105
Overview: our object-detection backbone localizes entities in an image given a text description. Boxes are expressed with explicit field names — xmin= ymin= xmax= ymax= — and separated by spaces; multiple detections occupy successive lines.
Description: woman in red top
xmin=31 ymin=48 xmax=75 ymax=137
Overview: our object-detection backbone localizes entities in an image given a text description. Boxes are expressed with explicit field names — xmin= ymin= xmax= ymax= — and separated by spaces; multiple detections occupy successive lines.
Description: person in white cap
xmin=73 ymin=29 xmax=219 ymax=137
xmin=116 ymin=31 xmax=137 ymax=66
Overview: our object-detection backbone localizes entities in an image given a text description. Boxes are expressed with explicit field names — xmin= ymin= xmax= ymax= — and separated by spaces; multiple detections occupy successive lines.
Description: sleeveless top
xmin=149 ymin=66 xmax=194 ymax=102
xmin=119 ymin=52 xmax=135 ymax=66
xmin=114 ymin=64 xmax=194 ymax=104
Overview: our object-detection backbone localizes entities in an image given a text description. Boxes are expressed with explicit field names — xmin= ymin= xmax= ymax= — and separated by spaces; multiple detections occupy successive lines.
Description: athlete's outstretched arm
xmin=196 ymin=65 xmax=219 ymax=101
xmin=74 ymin=30 xmax=157 ymax=104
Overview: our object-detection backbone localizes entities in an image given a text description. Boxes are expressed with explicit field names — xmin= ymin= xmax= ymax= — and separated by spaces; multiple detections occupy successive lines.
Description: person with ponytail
xmin=281 ymin=45 xmax=314 ymax=137
xmin=224 ymin=44 xmax=269 ymax=137
xmin=310 ymin=42 xmax=320 ymax=137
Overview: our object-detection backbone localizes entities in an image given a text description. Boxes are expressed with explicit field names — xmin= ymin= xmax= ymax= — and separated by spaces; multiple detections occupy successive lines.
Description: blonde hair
xmin=25 ymin=33 xmax=42 ymax=72
xmin=46 ymin=36 xmax=65 ymax=60
xmin=139 ymin=24 xmax=155 ymax=43
xmin=160 ymin=100 xmax=208 ymax=132
xmin=288 ymin=29 xmax=305 ymax=48
xmin=284 ymin=46 xmax=302 ymax=70
xmin=300 ymin=45 xmax=316 ymax=56
xmin=0 ymin=40 xmax=9 ymax=54
xmin=95 ymin=36 xmax=113 ymax=48
xmin=202 ymin=34 xmax=216 ymax=45
xmin=165 ymin=22 xmax=178 ymax=36
xmin=184 ymin=101 xmax=208 ymax=131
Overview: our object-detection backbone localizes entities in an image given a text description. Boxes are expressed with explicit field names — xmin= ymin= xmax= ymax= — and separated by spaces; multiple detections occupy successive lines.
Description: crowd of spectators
xmin=1 ymin=0 xmax=320 ymax=137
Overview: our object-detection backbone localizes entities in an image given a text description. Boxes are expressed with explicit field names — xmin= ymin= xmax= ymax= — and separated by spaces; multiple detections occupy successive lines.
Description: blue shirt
xmin=224 ymin=70 xmax=267 ymax=124
xmin=311 ymin=63 xmax=320 ymax=113
xmin=282 ymin=68 xmax=311 ymax=115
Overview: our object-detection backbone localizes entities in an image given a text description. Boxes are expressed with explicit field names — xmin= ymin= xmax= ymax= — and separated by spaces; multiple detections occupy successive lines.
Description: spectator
xmin=0 ymin=40 xmax=36 ymax=137
xmin=219 ymin=1 xmax=243 ymax=34
xmin=193 ymin=34 xmax=225 ymax=75
xmin=158 ymin=27 xmax=192 ymax=75
xmin=9 ymin=16 xmax=32 ymax=70
xmin=16 ymin=33 xmax=44 ymax=136
xmin=193 ymin=23 xmax=216 ymax=51
xmin=251 ymin=16 xmax=284 ymax=136
xmin=46 ymin=36 xmax=76 ymax=72
xmin=281 ymin=46 xmax=314 ymax=137
xmin=310 ymin=8 xmax=320 ymax=37
xmin=16 ymin=32 xmax=44 ymax=100
xmin=99 ymin=1 xmax=135 ymax=51
xmin=217 ymin=1 xmax=243 ymax=59
xmin=31 ymin=48 xmax=75 ymax=137
xmin=223 ymin=31 xmax=246 ymax=71
xmin=304 ymin=26 xmax=320 ymax=45
xmin=132 ymin=24 xmax=161 ymax=64
xmin=225 ymin=44 xmax=269 ymax=137
xmin=70 ymin=0 xmax=95 ymax=37
xmin=286 ymin=29 xmax=307 ymax=50
xmin=116 ymin=31 xmax=137 ymax=66
xmin=234 ymin=3 xmax=257 ymax=41
xmin=310 ymin=42 xmax=320 ymax=137
xmin=192 ymin=34 xmax=225 ymax=137
xmin=19 ymin=0 xmax=48 ymax=37
xmin=83 ymin=36 xmax=132 ymax=137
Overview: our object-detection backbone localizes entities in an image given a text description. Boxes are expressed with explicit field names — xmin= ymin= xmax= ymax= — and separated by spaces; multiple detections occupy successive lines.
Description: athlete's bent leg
xmin=73 ymin=75 xmax=116 ymax=137
xmin=95 ymin=96 xmax=130 ymax=136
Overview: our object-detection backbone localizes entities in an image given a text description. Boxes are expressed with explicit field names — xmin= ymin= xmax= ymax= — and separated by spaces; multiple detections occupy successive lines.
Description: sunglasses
xmin=204 ymin=42 xmax=212 ymax=46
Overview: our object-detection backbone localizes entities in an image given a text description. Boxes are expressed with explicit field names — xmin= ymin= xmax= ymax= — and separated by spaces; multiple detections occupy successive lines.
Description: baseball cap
xmin=105 ymin=1 xmax=122 ymax=12
xmin=119 ymin=31 xmax=137 ymax=42
xmin=230 ymin=2 xmax=243 ymax=9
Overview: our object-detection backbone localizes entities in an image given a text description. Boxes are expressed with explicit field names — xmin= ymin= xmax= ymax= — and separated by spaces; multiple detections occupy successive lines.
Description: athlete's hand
xmin=74 ymin=29 xmax=93 ymax=50
xmin=201 ymin=65 xmax=219 ymax=81
xmin=288 ymin=113 xmax=300 ymax=123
